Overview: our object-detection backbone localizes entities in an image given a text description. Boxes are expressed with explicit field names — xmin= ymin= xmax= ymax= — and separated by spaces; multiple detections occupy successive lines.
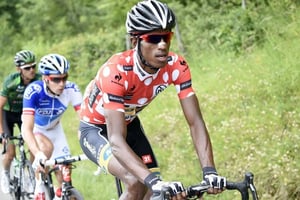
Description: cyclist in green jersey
xmin=0 ymin=50 xmax=41 ymax=194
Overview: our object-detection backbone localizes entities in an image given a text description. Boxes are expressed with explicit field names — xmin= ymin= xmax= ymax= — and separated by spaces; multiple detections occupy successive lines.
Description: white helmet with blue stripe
xmin=38 ymin=53 xmax=70 ymax=75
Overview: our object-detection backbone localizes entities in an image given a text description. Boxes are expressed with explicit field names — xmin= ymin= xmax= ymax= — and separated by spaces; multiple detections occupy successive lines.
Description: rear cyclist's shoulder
xmin=104 ymin=50 xmax=134 ymax=70
xmin=3 ymin=72 xmax=21 ymax=85
xmin=64 ymin=81 xmax=81 ymax=92
xmin=167 ymin=52 xmax=188 ymax=66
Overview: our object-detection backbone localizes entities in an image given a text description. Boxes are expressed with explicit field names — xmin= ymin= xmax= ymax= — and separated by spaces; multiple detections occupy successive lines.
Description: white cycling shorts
xmin=33 ymin=122 xmax=71 ymax=160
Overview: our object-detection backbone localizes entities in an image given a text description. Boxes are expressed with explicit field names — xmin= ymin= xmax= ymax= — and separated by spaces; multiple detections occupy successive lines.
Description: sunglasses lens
xmin=141 ymin=32 xmax=173 ymax=44
xmin=147 ymin=35 xmax=163 ymax=43
xmin=23 ymin=64 xmax=36 ymax=71
xmin=49 ymin=75 xmax=68 ymax=83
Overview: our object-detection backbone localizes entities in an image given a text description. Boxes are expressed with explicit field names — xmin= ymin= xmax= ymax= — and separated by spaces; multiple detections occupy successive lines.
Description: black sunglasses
xmin=139 ymin=32 xmax=174 ymax=44
xmin=21 ymin=64 xmax=36 ymax=71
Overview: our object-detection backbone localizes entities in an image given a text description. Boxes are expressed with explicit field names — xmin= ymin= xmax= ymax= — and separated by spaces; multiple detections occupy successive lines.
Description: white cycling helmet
xmin=38 ymin=54 xmax=70 ymax=75
xmin=126 ymin=0 xmax=176 ymax=35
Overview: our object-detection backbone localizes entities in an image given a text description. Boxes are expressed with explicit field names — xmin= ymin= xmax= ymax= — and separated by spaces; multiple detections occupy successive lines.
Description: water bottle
xmin=13 ymin=158 xmax=20 ymax=178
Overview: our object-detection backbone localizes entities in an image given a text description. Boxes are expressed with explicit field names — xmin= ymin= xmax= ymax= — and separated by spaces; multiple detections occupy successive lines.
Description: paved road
xmin=0 ymin=152 xmax=11 ymax=200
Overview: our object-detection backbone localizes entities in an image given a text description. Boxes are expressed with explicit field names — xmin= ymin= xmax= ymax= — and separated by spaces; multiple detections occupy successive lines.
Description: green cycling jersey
xmin=0 ymin=72 xmax=41 ymax=112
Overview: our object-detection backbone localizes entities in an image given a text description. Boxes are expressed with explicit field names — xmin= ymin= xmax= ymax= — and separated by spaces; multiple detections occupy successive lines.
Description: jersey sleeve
xmin=0 ymin=79 xmax=8 ymax=97
xmin=0 ymin=74 xmax=17 ymax=97
xmin=171 ymin=54 xmax=195 ymax=99
xmin=96 ymin=61 xmax=126 ymax=112
xmin=66 ymin=82 xmax=83 ymax=111
xmin=22 ymin=82 xmax=41 ymax=115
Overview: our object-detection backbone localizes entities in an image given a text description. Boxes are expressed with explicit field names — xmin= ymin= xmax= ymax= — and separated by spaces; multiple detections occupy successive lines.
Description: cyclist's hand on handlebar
xmin=204 ymin=174 xmax=226 ymax=193
xmin=32 ymin=151 xmax=47 ymax=172
xmin=0 ymin=133 xmax=8 ymax=144
xmin=203 ymin=167 xmax=226 ymax=194
xmin=151 ymin=181 xmax=186 ymax=200
xmin=145 ymin=172 xmax=186 ymax=200
xmin=1 ymin=133 xmax=8 ymax=154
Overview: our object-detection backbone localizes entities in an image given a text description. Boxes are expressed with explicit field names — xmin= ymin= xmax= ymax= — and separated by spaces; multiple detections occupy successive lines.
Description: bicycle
xmin=1 ymin=134 xmax=36 ymax=200
xmin=170 ymin=172 xmax=259 ymax=200
xmin=112 ymin=172 xmax=258 ymax=200
xmin=36 ymin=154 xmax=87 ymax=200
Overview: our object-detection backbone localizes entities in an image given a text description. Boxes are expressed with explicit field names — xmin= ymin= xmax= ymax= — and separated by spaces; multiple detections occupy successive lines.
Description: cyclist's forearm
xmin=111 ymin=140 xmax=151 ymax=183
xmin=180 ymin=96 xmax=216 ymax=168
xmin=105 ymin=109 xmax=151 ymax=183
xmin=190 ymin=123 xmax=216 ymax=169
xmin=0 ymin=113 xmax=4 ymax=133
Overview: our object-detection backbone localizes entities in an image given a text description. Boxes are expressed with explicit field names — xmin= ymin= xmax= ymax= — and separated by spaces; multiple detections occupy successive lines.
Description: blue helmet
xmin=38 ymin=54 xmax=70 ymax=75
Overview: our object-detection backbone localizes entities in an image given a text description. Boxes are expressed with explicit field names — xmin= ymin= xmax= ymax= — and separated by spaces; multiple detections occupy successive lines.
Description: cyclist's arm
xmin=104 ymin=109 xmax=151 ymax=183
xmin=180 ymin=94 xmax=215 ymax=168
xmin=0 ymin=96 xmax=7 ymax=134
xmin=21 ymin=114 xmax=40 ymax=155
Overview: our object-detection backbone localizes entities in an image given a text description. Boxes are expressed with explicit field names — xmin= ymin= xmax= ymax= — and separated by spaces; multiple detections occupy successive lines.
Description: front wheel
xmin=10 ymin=176 xmax=21 ymax=200
xmin=62 ymin=188 xmax=84 ymax=200
xmin=21 ymin=160 xmax=36 ymax=199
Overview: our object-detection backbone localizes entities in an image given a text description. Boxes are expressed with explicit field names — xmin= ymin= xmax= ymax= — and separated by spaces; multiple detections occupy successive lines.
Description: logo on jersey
xmin=16 ymin=85 xmax=25 ymax=93
xmin=123 ymin=65 xmax=133 ymax=71
xmin=24 ymin=84 xmax=42 ymax=99
xmin=154 ymin=84 xmax=167 ymax=96
xmin=62 ymin=146 xmax=70 ymax=155
xmin=114 ymin=73 xmax=122 ymax=82
xmin=111 ymin=73 xmax=123 ymax=86
xmin=103 ymin=145 xmax=112 ymax=160
xmin=180 ymin=80 xmax=192 ymax=90
xmin=108 ymin=93 xmax=124 ymax=104
xmin=142 ymin=154 xmax=153 ymax=164
xmin=36 ymin=107 xmax=65 ymax=116
xmin=83 ymin=137 xmax=97 ymax=156
xmin=180 ymin=59 xmax=187 ymax=66
xmin=88 ymin=84 xmax=101 ymax=108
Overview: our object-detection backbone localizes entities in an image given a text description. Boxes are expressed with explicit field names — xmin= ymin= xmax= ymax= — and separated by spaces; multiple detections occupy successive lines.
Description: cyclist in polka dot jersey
xmin=79 ymin=1 xmax=225 ymax=199
xmin=81 ymin=52 xmax=193 ymax=124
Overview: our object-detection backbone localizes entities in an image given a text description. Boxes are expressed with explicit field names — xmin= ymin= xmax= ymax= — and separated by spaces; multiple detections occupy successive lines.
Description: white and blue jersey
xmin=22 ymin=80 xmax=82 ymax=159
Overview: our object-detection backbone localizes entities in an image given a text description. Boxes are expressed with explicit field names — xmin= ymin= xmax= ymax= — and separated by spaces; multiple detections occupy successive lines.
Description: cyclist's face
xmin=45 ymin=74 xmax=68 ymax=95
xmin=139 ymin=30 xmax=173 ymax=70
xmin=20 ymin=63 xmax=37 ymax=80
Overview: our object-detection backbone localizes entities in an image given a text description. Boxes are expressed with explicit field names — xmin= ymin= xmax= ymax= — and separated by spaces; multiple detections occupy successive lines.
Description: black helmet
xmin=126 ymin=0 xmax=176 ymax=35
xmin=14 ymin=50 xmax=35 ymax=67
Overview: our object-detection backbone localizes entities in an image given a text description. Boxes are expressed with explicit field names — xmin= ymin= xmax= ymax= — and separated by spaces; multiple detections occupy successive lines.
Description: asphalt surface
xmin=0 ymin=152 xmax=11 ymax=200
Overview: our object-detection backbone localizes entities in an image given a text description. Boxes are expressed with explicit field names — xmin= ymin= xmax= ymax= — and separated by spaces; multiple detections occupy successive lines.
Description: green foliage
xmin=170 ymin=1 xmax=267 ymax=55
xmin=1 ymin=0 xmax=300 ymax=199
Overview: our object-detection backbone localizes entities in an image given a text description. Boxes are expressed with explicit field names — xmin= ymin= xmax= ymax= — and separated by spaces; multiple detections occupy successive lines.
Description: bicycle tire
xmin=62 ymin=188 xmax=84 ymax=200
xmin=21 ymin=160 xmax=36 ymax=199
xmin=10 ymin=176 xmax=21 ymax=200
xmin=9 ymin=161 xmax=22 ymax=200
xmin=42 ymin=174 xmax=55 ymax=200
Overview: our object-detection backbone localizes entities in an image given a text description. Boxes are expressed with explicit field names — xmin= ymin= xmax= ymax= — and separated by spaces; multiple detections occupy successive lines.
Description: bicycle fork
xmin=60 ymin=164 xmax=73 ymax=197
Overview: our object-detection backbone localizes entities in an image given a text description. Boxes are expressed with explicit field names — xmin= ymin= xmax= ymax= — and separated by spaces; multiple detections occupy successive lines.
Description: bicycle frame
xmin=40 ymin=154 xmax=88 ymax=200
xmin=2 ymin=134 xmax=35 ymax=199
